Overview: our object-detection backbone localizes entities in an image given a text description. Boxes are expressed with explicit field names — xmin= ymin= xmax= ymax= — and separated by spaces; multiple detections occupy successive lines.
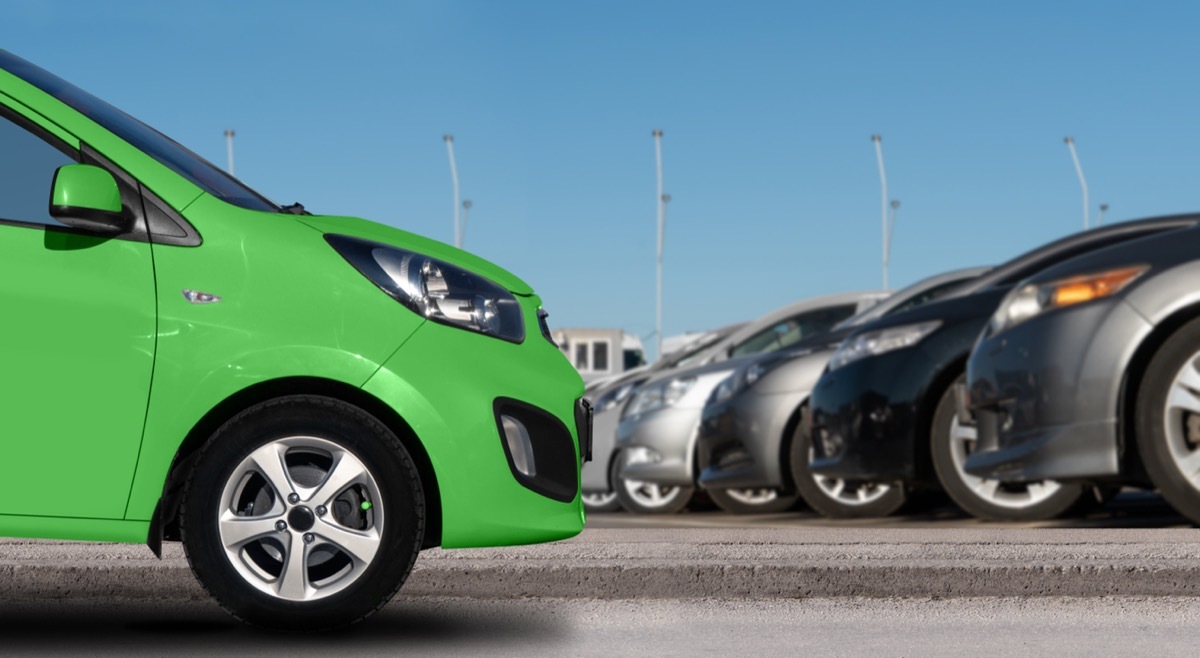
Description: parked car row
xmin=584 ymin=213 xmax=1200 ymax=525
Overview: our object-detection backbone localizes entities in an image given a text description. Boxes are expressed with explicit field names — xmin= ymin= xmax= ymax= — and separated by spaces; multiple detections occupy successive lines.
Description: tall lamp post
xmin=871 ymin=135 xmax=890 ymax=289
xmin=885 ymin=199 xmax=900 ymax=286
xmin=461 ymin=199 xmax=473 ymax=245
xmin=1064 ymin=136 xmax=1089 ymax=230
xmin=224 ymin=129 xmax=235 ymax=176
xmin=1098 ymin=203 xmax=1109 ymax=226
xmin=653 ymin=129 xmax=666 ymax=361
xmin=444 ymin=134 xmax=461 ymax=248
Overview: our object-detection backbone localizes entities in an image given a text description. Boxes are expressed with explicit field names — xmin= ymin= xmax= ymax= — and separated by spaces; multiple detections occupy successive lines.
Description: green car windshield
xmin=0 ymin=50 xmax=279 ymax=213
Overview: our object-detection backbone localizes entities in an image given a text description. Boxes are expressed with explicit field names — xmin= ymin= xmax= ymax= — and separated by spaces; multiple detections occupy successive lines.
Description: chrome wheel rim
xmin=947 ymin=414 xmax=1061 ymax=508
xmin=1163 ymin=352 xmax=1200 ymax=489
xmin=581 ymin=491 xmax=619 ymax=509
xmin=218 ymin=436 xmax=384 ymax=602
xmin=724 ymin=488 xmax=780 ymax=505
xmin=809 ymin=447 xmax=891 ymax=505
xmin=620 ymin=477 xmax=685 ymax=509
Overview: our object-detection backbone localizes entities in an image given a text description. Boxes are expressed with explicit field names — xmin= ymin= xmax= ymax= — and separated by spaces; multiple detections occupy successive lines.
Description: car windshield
xmin=0 ymin=50 xmax=279 ymax=213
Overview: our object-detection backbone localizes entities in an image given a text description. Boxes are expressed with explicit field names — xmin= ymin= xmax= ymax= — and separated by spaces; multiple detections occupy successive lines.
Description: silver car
xmin=580 ymin=324 xmax=745 ymax=513
xmin=611 ymin=292 xmax=886 ymax=514
xmin=694 ymin=267 xmax=989 ymax=513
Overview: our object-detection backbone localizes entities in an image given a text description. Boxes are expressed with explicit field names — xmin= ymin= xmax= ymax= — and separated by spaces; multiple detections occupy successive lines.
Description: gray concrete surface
xmin=6 ymin=526 xmax=1200 ymax=601
xmin=2 ymin=595 xmax=1200 ymax=655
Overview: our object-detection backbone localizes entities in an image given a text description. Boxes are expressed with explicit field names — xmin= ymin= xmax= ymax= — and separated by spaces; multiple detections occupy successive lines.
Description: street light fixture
xmin=444 ymin=134 xmax=461 ymax=248
xmin=461 ymin=199 xmax=473 ymax=245
xmin=885 ymin=199 xmax=900 ymax=286
xmin=871 ymin=135 xmax=891 ymax=289
xmin=653 ymin=129 xmax=666 ymax=361
xmin=1064 ymin=137 xmax=1090 ymax=230
xmin=1098 ymin=203 xmax=1109 ymax=226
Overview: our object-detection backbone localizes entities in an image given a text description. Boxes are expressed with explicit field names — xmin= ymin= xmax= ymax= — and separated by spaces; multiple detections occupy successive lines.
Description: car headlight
xmin=710 ymin=362 xmax=768 ymax=405
xmin=828 ymin=321 xmax=942 ymax=371
xmin=326 ymin=235 xmax=525 ymax=342
xmin=594 ymin=380 xmax=643 ymax=413
xmin=988 ymin=265 xmax=1147 ymax=336
xmin=623 ymin=376 xmax=697 ymax=418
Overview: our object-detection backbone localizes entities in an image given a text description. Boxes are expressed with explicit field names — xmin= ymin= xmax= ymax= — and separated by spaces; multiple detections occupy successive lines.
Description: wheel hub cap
xmin=288 ymin=506 xmax=316 ymax=532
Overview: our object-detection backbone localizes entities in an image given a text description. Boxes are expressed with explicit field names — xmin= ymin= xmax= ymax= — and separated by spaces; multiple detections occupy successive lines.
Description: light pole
xmin=461 ymin=199 xmax=472 ymax=245
xmin=1098 ymin=203 xmax=1109 ymax=226
xmin=653 ymin=129 xmax=666 ymax=361
xmin=1064 ymin=136 xmax=1089 ymax=230
xmin=871 ymin=135 xmax=890 ymax=289
xmin=885 ymin=199 xmax=900 ymax=286
xmin=224 ymin=129 xmax=235 ymax=176
xmin=444 ymin=134 xmax=461 ymax=248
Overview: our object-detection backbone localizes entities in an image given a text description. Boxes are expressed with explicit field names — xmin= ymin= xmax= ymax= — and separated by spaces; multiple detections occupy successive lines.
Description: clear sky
xmin=9 ymin=1 xmax=1200 ymax=358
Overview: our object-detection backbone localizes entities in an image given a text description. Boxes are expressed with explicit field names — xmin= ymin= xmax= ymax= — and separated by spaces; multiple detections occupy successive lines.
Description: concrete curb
xmin=5 ymin=528 xmax=1200 ymax=600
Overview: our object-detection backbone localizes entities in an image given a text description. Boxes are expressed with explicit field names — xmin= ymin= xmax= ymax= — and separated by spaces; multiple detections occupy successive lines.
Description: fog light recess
xmin=493 ymin=398 xmax=579 ymax=502
xmin=501 ymin=415 xmax=537 ymax=477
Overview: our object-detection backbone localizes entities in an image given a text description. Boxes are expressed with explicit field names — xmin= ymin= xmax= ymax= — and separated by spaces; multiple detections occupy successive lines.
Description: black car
xmin=805 ymin=214 xmax=1200 ymax=520
xmin=965 ymin=214 xmax=1200 ymax=525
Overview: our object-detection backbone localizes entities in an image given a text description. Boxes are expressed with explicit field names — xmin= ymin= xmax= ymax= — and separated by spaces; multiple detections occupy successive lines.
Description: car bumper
xmin=696 ymin=388 xmax=807 ymax=490
xmin=614 ymin=406 xmax=701 ymax=486
xmin=363 ymin=296 xmax=587 ymax=549
xmin=808 ymin=347 xmax=932 ymax=481
xmin=963 ymin=298 xmax=1147 ymax=482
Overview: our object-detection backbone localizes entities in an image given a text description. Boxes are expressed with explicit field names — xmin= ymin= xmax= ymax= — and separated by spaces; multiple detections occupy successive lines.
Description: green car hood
xmin=297 ymin=214 xmax=534 ymax=296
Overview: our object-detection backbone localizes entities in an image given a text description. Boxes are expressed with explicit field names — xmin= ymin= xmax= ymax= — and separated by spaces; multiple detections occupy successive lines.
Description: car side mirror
xmin=49 ymin=164 xmax=130 ymax=234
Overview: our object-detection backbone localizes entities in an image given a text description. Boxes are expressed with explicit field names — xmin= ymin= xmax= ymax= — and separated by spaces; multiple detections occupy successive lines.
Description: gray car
xmin=964 ymin=214 xmax=1200 ymax=524
xmin=611 ymin=292 xmax=886 ymax=514
xmin=694 ymin=267 xmax=990 ymax=513
xmin=580 ymin=323 xmax=745 ymax=513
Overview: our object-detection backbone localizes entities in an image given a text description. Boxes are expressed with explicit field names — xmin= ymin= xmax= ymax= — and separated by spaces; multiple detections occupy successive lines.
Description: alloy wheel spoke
xmin=950 ymin=417 xmax=978 ymax=444
xmin=275 ymin=534 xmax=309 ymax=600
xmin=316 ymin=520 xmax=381 ymax=565
xmin=247 ymin=442 xmax=297 ymax=501
xmin=307 ymin=451 xmax=369 ymax=506
xmin=1168 ymin=384 xmax=1200 ymax=416
xmin=219 ymin=510 xmax=283 ymax=548
xmin=1176 ymin=449 xmax=1200 ymax=480
xmin=973 ymin=478 xmax=1001 ymax=501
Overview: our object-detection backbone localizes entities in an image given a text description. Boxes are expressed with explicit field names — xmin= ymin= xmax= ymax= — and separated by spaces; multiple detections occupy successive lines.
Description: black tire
xmin=789 ymin=409 xmax=907 ymax=518
xmin=181 ymin=395 xmax=424 ymax=631
xmin=930 ymin=375 xmax=1085 ymax=521
xmin=706 ymin=487 xmax=801 ymax=514
xmin=611 ymin=450 xmax=693 ymax=515
xmin=1136 ymin=317 xmax=1200 ymax=525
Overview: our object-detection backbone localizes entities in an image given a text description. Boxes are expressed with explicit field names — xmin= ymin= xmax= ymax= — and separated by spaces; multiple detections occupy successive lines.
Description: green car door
xmin=0 ymin=108 xmax=155 ymax=519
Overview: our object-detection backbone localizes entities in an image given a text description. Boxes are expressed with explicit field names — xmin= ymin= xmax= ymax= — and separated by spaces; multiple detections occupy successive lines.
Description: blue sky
xmin=9 ymin=1 xmax=1200 ymax=357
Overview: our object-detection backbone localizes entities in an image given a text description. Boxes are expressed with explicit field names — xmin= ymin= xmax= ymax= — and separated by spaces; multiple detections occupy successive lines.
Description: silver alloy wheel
xmin=723 ymin=488 xmax=780 ymax=506
xmin=581 ymin=491 xmax=620 ymax=508
xmin=620 ymin=477 xmax=685 ymax=509
xmin=808 ymin=447 xmax=891 ymax=505
xmin=1163 ymin=353 xmax=1200 ymax=488
xmin=217 ymin=436 xmax=385 ymax=602
xmin=947 ymin=414 xmax=1062 ymax=508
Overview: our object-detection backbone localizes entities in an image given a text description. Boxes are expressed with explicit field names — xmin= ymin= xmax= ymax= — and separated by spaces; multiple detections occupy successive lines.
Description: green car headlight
xmin=327 ymin=235 xmax=525 ymax=342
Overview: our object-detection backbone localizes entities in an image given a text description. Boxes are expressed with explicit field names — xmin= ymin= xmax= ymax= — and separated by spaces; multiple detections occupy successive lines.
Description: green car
xmin=0 ymin=51 xmax=589 ymax=630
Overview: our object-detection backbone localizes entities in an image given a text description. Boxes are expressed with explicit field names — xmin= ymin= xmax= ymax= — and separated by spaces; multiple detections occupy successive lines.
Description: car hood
xmin=297 ymin=214 xmax=534 ymax=296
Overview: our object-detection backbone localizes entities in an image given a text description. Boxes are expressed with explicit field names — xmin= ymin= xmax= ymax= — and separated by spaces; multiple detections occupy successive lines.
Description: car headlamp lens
xmin=988 ymin=265 xmax=1147 ymax=336
xmin=623 ymin=376 xmax=696 ymax=418
xmin=594 ymin=381 xmax=642 ymax=413
xmin=326 ymin=235 xmax=525 ymax=342
xmin=711 ymin=362 xmax=771 ymax=405
xmin=828 ymin=321 xmax=942 ymax=371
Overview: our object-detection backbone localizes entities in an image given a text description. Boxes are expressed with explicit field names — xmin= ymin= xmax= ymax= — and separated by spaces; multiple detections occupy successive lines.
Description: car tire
xmin=181 ymin=395 xmax=424 ymax=631
xmin=789 ymin=410 xmax=908 ymax=518
xmin=1136 ymin=317 xmax=1200 ymax=525
xmin=706 ymin=487 xmax=800 ymax=514
xmin=931 ymin=375 xmax=1085 ymax=521
xmin=581 ymin=490 xmax=623 ymax=513
xmin=611 ymin=451 xmax=693 ymax=515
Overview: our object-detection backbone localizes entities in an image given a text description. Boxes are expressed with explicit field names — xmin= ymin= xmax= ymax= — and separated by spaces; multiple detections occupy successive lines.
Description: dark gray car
xmin=964 ymin=214 xmax=1200 ymax=523
xmin=694 ymin=267 xmax=990 ymax=513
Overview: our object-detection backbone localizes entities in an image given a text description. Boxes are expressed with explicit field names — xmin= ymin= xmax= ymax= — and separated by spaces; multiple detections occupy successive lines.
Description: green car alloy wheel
xmin=0 ymin=51 xmax=588 ymax=630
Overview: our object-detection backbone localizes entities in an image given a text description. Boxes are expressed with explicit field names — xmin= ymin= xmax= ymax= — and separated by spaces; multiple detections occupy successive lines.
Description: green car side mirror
xmin=49 ymin=163 xmax=130 ymax=234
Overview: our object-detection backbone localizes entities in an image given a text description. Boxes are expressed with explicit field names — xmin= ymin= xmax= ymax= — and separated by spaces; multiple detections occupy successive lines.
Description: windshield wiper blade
xmin=280 ymin=202 xmax=311 ymax=215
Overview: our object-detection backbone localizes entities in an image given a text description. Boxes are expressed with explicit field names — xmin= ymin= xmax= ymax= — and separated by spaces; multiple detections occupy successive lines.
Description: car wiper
xmin=280 ymin=202 xmax=311 ymax=215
